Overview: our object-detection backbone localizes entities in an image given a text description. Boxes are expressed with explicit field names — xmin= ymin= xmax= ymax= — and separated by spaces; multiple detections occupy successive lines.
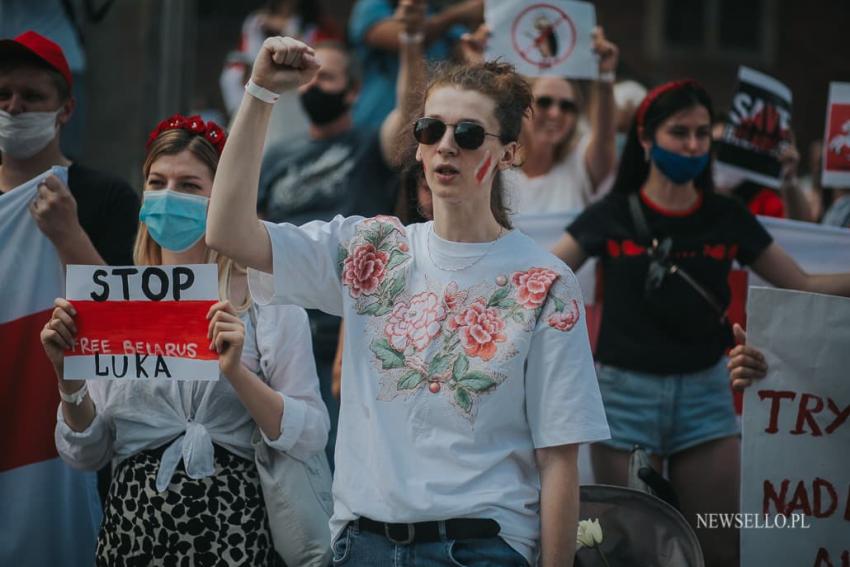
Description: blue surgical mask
xmin=650 ymin=144 xmax=709 ymax=184
xmin=139 ymin=190 xmax=209 ymax=252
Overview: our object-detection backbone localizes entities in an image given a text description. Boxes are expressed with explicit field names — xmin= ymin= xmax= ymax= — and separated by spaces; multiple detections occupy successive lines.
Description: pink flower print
xmin=342 ymin=243 xmax=388 ymax=298
xmin=512 ymin=268 xmax=559 ymax=310
xmin=384 ymin=292 xmax=446 ymax=351
xmin=442 ymin=281 xmax=468 ymax=312
xmin=548 ymin=299 xmax=581 ymax=332
xmin=448 ymin=298 xmax=507 ymax=361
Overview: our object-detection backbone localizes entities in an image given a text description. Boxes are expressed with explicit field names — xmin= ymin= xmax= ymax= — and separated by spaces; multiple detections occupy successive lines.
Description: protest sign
xmin=63 ymin=264 xmax=219 ymax=381
xmin=822 ymin=82 xmax=850 ymax=188
xmin=715 ymin=66 xmax=793 ymax=189
xmin=485 ymin=0 xmax=597 ymax=79
xmin=742 ymin=287 xmax=850 ymax=566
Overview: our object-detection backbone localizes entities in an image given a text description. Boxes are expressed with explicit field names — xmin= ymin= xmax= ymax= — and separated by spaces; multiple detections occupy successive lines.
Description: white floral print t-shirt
xmin=249 ymin=215 xmax=610 ymax=563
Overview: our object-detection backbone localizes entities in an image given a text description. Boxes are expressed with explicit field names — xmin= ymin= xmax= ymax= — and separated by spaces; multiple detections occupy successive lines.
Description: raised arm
xmin=584 ymin=27 xmax=618 ymax=190
xmin=206 ymin=37 xmax=319 ymax=272
xmin=380 ymin=0 xmax=428 ymax=166
xmin=362 ymin=0 xmax=482 ymax=51
xmin=777 ymin=141 xmax=814 ymax=222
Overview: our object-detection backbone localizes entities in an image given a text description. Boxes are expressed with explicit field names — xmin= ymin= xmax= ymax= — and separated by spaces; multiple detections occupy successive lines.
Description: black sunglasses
xmin=413 ymin=117 xmax=501 ymax=150
xmin=535 ymin=96 xmax=578 ymax=113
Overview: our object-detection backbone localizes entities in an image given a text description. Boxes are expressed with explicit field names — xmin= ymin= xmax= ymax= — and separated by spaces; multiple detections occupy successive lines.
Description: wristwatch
xmin=59 ymin=382 xmax=88 ymax=406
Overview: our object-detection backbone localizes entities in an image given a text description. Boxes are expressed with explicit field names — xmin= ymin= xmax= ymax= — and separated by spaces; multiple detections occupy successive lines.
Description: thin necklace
xmin=427 ymin=223 xmax=504 ymax=272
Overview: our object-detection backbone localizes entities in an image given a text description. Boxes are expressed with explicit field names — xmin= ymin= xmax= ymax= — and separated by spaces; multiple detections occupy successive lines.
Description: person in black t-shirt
xmin=0 ymin=30 xmax=138 ymax=266
xmin=552 ymin=79 xmax=850 ymax=567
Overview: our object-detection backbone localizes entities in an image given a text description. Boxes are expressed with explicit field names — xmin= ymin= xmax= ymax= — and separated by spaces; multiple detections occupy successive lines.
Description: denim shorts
xmin=595 ymin=358 xmax=739 ymax=457
xmin=332 ymin=521 xmax=528 ymax=566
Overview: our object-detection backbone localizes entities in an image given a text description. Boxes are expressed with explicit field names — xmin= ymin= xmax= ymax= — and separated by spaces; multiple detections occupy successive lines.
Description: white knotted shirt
xmin=54 ymin=303 xmax=329 ymax=492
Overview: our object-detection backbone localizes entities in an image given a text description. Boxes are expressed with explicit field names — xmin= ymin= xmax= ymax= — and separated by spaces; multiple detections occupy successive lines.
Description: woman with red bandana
xmin=207 ymin=35 xmax=610 ymax=566
xmin=552 ymin=80 xmax=850 ymax=566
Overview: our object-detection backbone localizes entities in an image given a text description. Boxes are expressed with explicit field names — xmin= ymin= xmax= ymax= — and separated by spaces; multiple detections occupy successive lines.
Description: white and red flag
xmin=0 ymin=168 xmax=101 ymax=566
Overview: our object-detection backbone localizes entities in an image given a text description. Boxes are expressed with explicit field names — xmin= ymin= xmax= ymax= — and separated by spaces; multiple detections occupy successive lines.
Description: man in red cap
xmin=0 ymin=30 xmax=139 ymax=567
xmin=0 ymin=30 xmax=139 ymax=266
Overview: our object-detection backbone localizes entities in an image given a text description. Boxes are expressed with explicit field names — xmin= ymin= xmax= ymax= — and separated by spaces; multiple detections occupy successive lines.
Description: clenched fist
xmin=250 ymin=36 xmax=320 ymax=94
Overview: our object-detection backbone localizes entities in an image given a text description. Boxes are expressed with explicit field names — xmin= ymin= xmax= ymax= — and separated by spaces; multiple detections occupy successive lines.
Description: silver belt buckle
xmin=385 ymin=522 xmax=415 ymax=545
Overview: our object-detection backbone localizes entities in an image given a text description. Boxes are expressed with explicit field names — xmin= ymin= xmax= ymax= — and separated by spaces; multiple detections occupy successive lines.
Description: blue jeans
xmin=595 ymin=359 xmax=740 ymax=456
xmin=332 ymin=522 xmax=529 ymax=566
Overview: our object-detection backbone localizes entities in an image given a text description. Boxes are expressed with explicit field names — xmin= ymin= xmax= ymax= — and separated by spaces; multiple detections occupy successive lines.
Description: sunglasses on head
xmin=535 ymin=96 xmax=578 ymax=113
xmin=413 ymin=117 xmax=501 ymax=150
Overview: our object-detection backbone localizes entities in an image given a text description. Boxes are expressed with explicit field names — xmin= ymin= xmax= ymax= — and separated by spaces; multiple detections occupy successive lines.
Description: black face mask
xmin=299 ymin=85 xmax=350 ymax=125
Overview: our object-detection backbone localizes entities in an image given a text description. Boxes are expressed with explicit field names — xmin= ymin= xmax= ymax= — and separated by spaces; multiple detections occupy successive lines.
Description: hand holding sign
xmin=727 ymin=323 xmax=768 ymax=392
xmin=41 ymin=297 xmax=79 ymax=374
xmin=591 ymin=26 xmax=618 ymax=75
xmin=207 ymin=300 xmax=246 ymax=379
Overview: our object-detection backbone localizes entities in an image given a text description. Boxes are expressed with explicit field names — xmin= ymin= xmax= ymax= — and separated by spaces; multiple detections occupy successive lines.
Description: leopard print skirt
xmin=96 ymin=446 xmax=284 ymax=566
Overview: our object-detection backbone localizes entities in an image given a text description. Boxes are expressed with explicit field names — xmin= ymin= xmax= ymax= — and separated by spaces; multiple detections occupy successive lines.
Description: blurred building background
xmin=16 ymin=0 xmax=849 ymax=190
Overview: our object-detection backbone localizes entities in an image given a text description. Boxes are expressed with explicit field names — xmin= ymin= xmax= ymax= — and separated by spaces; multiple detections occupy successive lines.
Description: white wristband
xmin=59 ymin=382 xmax=88 ymax=406
xmin=245 ymin=80 xmax=281 ymax=104
xmin=399 ymin=32 xmax=424 ymax=44
xmin=598 ymin=70 xmax=616 ymax=84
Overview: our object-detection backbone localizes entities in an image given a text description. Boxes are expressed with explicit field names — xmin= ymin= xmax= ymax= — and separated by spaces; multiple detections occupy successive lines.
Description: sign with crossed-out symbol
xmin=485 ymin=0 xmax=598 ymax=79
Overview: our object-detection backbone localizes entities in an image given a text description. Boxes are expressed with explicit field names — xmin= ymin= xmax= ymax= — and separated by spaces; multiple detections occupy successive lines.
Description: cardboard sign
xmin=63 ymin=264 xmax=219 ymax=381
xmin=485 ymin=0 xmax=597 ymax=79
xmin=715 ymin=66 xmax=793 ymax=189
xmin=822 ymin=82 xmax=850 ymax=188
xmin=742 ymin=287 xmax=850 ymax=566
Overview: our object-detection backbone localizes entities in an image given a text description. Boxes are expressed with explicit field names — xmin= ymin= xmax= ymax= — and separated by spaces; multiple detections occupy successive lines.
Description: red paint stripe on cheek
xmin=475 ymin=154 xmax=493 ymax=184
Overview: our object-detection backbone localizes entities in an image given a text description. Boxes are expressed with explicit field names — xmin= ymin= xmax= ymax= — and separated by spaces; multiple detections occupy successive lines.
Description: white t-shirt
xmin=506 ymin=134 xmax=594 ymax=215
xmin=55 ymin=304 xmax=329 ymax=491
xmin=249 ymin=215 xmax=610 ymax=562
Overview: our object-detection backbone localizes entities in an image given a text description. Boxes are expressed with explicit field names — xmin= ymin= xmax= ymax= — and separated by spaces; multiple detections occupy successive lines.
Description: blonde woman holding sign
xmin=41 ymin=115 xmax=329 ymax=566
xmin=207 ymin=35 xmax=609 ymax=566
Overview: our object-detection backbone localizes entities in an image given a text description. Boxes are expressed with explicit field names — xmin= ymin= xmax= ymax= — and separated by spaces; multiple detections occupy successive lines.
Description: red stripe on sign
xmin=67 ymin=300 xmax=218 ymax=360
xmin=0 ymin=309 xmax=60 ymax=472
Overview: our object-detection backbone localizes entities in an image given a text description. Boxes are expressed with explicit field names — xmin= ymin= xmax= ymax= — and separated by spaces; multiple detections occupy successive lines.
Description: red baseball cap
xmin=0 ymin=30 xmax=73 ymax=90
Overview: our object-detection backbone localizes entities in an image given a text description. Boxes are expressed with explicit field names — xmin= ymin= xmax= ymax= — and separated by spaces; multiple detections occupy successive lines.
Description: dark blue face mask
xmin=650 ymin=144 xmax=709 ymax=184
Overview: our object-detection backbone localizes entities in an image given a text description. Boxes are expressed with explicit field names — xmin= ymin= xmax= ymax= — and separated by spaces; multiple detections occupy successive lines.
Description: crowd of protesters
xmin=2 ymin=1 xmax=850 ymax=566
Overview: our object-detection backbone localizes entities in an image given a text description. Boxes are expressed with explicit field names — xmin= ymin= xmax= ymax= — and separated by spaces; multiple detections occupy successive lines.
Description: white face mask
xmin=0 ymin=109 xmax=60 ymax=159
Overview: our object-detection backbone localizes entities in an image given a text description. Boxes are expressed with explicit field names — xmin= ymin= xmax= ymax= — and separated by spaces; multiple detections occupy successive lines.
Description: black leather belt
xmin=356 ymin=517 xmax=500 ymax=545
